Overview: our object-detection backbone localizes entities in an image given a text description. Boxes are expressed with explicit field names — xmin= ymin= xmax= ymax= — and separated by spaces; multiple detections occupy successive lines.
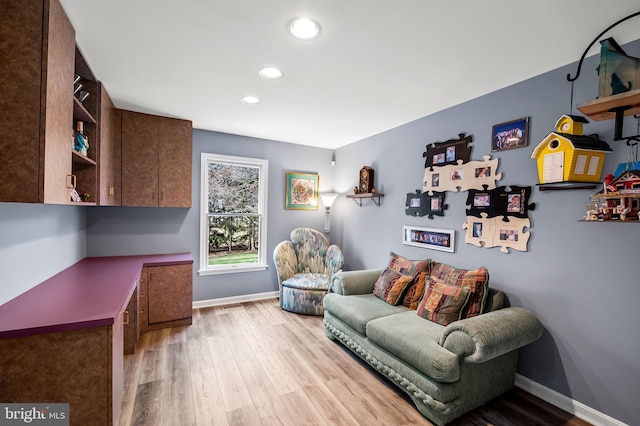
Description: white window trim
xmin=198 ymin=153 xmax=268 ymax=276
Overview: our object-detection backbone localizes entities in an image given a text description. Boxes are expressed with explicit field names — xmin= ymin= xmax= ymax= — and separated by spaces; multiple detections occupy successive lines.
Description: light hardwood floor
xmin=117 ymin=299 xmax=590 ymax=426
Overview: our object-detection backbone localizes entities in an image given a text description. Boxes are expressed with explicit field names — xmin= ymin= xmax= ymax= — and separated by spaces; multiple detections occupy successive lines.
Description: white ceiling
xmin=59 ymin=1 xmax=640 ymax=149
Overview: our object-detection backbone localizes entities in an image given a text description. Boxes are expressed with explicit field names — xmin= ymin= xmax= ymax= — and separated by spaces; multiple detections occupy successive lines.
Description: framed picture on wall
xmin=402 ymin=225 xmax=455 ymax=253
xmin=285 ymin=172 xmax=319 ymax=210
xmin=491 ymin=117 xmax=529 ymax=152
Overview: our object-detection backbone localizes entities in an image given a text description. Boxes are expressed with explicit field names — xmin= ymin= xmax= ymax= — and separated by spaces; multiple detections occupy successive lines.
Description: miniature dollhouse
xmin=531 ymin=115 xmax=612 ymax=184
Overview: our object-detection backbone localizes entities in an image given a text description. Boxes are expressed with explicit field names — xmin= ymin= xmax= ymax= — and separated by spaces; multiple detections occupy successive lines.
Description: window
xmin=587 ymin=156 xmax=600 ymax=176
xmin=574 ymin=155 xmax=587 ymax=175
xmin=199 ymin=153 xmax=268 ymax=275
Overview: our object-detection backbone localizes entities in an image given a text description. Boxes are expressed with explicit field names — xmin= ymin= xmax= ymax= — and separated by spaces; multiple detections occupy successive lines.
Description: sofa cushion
xmin=373 ymin=268 xmax=413 ymax=305
xmin=416 ymin=277 xmax=471 ymax=326
xmin=366 ymin=311 xmax=461 ymax=383
xmin=323 ymin=293 xmax=408 ymax=335
xmin=484 ymin=288 xmax=507 ymax=312
xmin=282 ymin=273 xmax=330 ymax=290
xmin=430 ymin=262 xmax=489 ymax=318
xmin=402 ymin=271 xmax=428 ymax=310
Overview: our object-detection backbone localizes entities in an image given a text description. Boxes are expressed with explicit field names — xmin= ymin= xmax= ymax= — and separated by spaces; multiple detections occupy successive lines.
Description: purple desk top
xmin=0 ymin=253 xmax=193 ymax=339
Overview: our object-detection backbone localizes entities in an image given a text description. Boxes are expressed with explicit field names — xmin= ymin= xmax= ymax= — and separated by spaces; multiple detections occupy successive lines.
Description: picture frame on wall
xmin=491 ymin=117 xmax=529 ymax=152
xmin=285 ymin=172 xmax=319 ymax=210
xmin=402 ymin=225 xmax=455 ymax=253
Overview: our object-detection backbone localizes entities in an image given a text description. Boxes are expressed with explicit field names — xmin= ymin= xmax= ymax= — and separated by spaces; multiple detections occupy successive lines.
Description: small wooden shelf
xmin=576 ymin=89 xmax=640 ymax=121
xmin=73 ymin=97 xmax=96 ymax=124
xmin=537 ymin=182 xmax=599 ymax=191
xmin=71 ymin=150 xmax=96 ymax=166
xmin=346 ymin=193 xmax=384 ymax=206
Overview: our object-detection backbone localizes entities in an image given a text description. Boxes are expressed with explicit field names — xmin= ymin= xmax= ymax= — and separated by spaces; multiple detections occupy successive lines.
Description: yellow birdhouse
xmin=531 ymin=115 xmax=612 ymax=184
xmin=554 ymin=114 xmax=587 ymax=135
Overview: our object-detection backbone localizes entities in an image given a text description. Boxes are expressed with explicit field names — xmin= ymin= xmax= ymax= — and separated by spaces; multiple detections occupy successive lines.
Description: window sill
xmin=198 ymin=264 xmax=269 ymax=276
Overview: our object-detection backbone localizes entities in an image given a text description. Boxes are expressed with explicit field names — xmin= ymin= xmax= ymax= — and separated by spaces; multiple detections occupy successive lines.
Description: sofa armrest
xmin=330 ymin=269 xmax=382 ymax=295
xmin=439 ymin=307 xmax=543 ymax=363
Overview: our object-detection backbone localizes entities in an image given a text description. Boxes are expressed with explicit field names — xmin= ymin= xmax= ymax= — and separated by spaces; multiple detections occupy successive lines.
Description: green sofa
xmin=323 ymin=269 xmax=543 ymax=425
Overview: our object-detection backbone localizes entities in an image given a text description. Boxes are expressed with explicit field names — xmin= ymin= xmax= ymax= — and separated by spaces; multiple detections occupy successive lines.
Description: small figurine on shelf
xmin=74 ymin=120 xmax=89 ymax=156
xmin=80 ymin=192 xmax=90 ymax=202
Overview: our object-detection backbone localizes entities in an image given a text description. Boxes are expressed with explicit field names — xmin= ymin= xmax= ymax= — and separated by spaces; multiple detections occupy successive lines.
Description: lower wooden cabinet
xmin=0 ymin=254 xmax=192 ymax=426
xmin=0 ymin=326 xmax=120 ymax=425
xmin=139 ymin=264 xmax=193 ymax=333
xmin=123 ymin=284 xmax=137 ymax=355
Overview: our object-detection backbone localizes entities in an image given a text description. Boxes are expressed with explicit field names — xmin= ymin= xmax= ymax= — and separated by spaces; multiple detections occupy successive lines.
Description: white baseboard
xmin=192 ymin=291 xmax=278 ymax=309
xmin=515 ymin=374 xmax=628 ymax=426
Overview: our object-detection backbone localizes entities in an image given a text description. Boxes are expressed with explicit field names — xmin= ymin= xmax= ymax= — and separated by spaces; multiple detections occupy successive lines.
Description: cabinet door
xmin=0 ymin=0 xmax=43 ymax=202
xmin=139 ymin=268 xmax=149 ymax=334
xmin=159 ymin=117 xmax=192 ymax=207
xmin=147 ymin=264 xmax=193 ymax=327
xmin=123 ymin=286 xmax=137 ymax=355
xmin=0 ymin=0 xmax=74 ymax=204
xmin=121 ymin=111 xmax=159 ymax=206
xmin=98 ymin=85 xmax=120 ymax=206
xmin=41 ymin=0 xmax=75 ymax=204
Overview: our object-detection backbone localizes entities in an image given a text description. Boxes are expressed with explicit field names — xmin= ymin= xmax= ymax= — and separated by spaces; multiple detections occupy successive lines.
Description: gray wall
xmin=331 ymin=40 xmax=640 ymax=425
xmin=86 ymin=130 xmax=335 ymax=301
xmin=0 ymin=203 xmax=87 ymax=305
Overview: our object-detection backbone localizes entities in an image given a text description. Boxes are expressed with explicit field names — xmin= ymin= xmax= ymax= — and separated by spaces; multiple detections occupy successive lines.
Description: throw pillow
xmin=387 ymin=252 xmax=431 ymax=309
xmin=372 ymin=268 xmax=413 ymax=305
xmin=387 ymin=251 xmax=431 ymax=278
xmin=402 ymin=271 xmax=428 ymax=310
xmin=416 ymin=277 xmax=471 ymax=326
xmin=430 ymin=262 xmax=489 ymax=318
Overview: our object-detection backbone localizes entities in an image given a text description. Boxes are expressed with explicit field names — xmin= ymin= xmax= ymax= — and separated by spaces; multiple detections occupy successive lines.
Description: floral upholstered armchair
xmin=273 ymin=228 xmax=344 ymax=315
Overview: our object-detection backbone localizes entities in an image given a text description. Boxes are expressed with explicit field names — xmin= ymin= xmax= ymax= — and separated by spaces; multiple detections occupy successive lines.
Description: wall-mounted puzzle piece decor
xmin=405 ymin=190 xmax=448 ymax=219
xmin=422 ymin=155 xmax=502 ymax=195
xmin=462 ymin=213 xmax=530 ymax=253
xmin=531 ymin=114 xmax=612 ymax=184
xmin=465 ymin=186 xmax=535 ymax=220
xmin=423 ymin=133 xmax=473 ymax=168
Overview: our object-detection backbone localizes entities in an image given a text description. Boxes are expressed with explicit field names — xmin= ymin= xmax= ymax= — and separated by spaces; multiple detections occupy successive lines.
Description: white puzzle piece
xmin=423 ymin=156 xmax=502 ymax=195
xmin=463 ymin=214 xmax=530 ymax=253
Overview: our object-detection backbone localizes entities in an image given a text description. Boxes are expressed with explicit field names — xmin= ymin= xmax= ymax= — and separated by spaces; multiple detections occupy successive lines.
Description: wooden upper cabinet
xmin=98 ymin=86 xmax=121 ymax=206
xmin=121 ymin=110 xmax=192 ymax=208
xmin=159 ymin=117 xmax=192 ymax=207
xmin=121 ymin=111 xmax=159 ymax=207
xmin=0 ymin=0 xmax=75 ymax=204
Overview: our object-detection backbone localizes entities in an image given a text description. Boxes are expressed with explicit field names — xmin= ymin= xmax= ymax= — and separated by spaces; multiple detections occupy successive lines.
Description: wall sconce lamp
xmin=320 ymin=192 xmax=339 ymax=233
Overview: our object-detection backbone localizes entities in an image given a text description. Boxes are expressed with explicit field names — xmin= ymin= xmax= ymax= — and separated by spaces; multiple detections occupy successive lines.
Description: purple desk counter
xmin=0 ymin=253 xmax=193 ymax=340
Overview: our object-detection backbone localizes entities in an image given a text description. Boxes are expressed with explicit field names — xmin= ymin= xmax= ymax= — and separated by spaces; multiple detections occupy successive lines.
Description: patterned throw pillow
xmin=417 ymin=277 xmax=471 ymax=326
xmin=402 ymin=271 xmax=428 ymax=310
xmin=430 ymin=262 xmax=489 ymax=319
xmin=386 ymin=252 xmax=431 ymax=309
xmin=387 ymin=252 xmax=431 ymax=278
xmin=372 ymin=268 xmax=413 ymax=305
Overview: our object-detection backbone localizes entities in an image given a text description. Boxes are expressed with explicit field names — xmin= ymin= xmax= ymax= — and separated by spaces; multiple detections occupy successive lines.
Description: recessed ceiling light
xmin=288 ymin=17 xmax=320 ymax=40
xmin=241 ymin=96 xmax=260 ymax=104
xmin=259 ymin=67 xmax=284 ymax=79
